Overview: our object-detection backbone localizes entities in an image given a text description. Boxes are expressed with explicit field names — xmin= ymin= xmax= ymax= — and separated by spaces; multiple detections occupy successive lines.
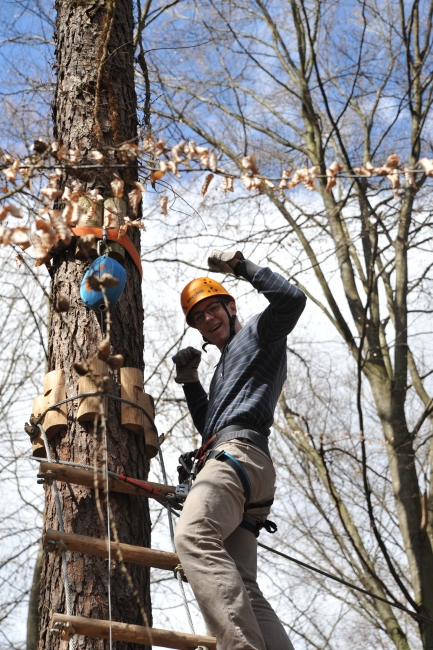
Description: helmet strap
xmin=221 ymin=301 xmax=237 ymax=340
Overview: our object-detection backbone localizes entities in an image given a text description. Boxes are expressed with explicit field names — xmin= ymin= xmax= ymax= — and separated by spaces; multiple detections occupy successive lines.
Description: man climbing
xmin=172 ymin=249 xmax=306 ymax=650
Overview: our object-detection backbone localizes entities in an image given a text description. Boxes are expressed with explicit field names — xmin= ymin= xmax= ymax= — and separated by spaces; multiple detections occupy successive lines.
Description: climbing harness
xmin=240 ymin=516 xmax=278 ymax=538
xmin=176 ymin=439 xmax=277 ymax=539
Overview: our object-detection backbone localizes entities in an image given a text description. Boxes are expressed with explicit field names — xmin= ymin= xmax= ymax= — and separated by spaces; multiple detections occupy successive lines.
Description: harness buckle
xmin=175 ymin=483 xmax=189 ymax=499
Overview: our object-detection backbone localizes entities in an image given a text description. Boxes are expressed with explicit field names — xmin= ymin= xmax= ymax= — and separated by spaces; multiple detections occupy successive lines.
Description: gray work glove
xmin=172 ymin=347 xmax=202 ymax=384
xmin=208 ymin=249 xmax=244 ymax=274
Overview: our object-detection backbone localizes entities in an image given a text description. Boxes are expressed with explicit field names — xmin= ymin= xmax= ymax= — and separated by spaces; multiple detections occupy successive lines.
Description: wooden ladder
xmin=40 ymin=462 xmax=217 ymax=649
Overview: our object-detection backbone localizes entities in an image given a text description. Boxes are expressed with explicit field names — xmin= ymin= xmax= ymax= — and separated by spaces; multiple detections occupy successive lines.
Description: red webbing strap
xmin=194 ymin=433 xmax=218 ymax=469
xmin=117 ymin=474 xmax=160 ymax=496
xmin=71 ymin=226 xmax=143 ymax=277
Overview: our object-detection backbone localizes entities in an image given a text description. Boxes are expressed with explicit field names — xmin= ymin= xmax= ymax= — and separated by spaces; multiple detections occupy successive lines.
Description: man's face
xmin=190 ymin=297 xmax=236 ymax=349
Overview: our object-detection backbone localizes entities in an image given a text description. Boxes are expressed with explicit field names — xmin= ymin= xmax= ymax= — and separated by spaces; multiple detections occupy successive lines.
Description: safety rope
xmin=157 ymin=442 xmax=196 ymax=635
xmin=101 ymin=397 xmax=113 ymax=650
xmin=257 ymin=542 xmax=433 ymax=626
xmin=39 ymin=424 xmax=74 ymax=650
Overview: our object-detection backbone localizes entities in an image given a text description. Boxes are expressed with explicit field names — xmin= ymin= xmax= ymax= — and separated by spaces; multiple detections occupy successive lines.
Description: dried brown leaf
xmin=160 ymin=196 xmax=168 ymax=215
xmin=72 ymin=361 xmax=89 ymax=376
xmin=86 ymin=274 xmax=102 ymax=290
xmin=69 ymin=202 xmax=82 ymax=226
xmin=68 ymin=148 xmax=80 ymax=163
xmin=326 ymin=162 xmax=344 ymax=194
xmin=31 ymin=234 xmax=49 ymax=260
xmin=15 ymin=254 xmax=23 ymax=268
xmin=387 ymin=169 xmax=400 ymax=199
xmin=150 ymin=170 xmax=165 ymax=182
xmin=9 ymin=226 xmax=31 ymax=247
xmin=221 ymin=176 xmax=234 ymax=194
xmin=208 ymin=151 xmax=218 ymax=172
xmin=418 ymin=157 xmax=433 ymax=177
xmin=0 ymin=226 xmax=11 ymax=245
xmin=141 ymin=133 xmax=156 ymax=152
xmin=101 ymin=375 xmax=113 ymax=394
xmin=288 ymin=167 xmax=319 ymax=191
xmin=106 ymin=354 xmax=124 ymax=370
xmin=89 ymin=150 xmax=105 ymax=162
xmin=31 ymin=140 xmax=49 ymax=154
xmin=241 ymin=155 xmax=260 ymax=175
xmin=201 ymin=173 xmax=214 ymax=196
xmin=41 ymin=186 xmax=62 ymax=201
xmin=97 ymin=337 xmax=111 ymax=361
xmin=128 ymin=218 xmax=144 ymax=229
xmin=88 ymin=189 xmax=104 ymax=203
xmin=354 ymin=162 xmax=374 ymax=177
xmin=77 ymin=234 xmax=96 ymax=253
xmin=171 ymin=141 xmax=185 ymax=163
xmin=4 ymin=159 xmax=20 ymax=185
xmin=0 ymin=203 xmax=23 ymax=220
xmin=99 ymin=272 xmax=120 ymax=288
xmin=110 ymin=175 xmax=124 ymax=198
xmin=118 ymin=143 xmax=140 ymax=163
xmin=49 ymin=210 xmax=72 ymax=243
xmin=36 ymin=219 xmax=57 ymax=247
xmin=128 ymin=188 xmax=142 ymax=216
xmin=56 ymin=144 xmax=68 ymax=160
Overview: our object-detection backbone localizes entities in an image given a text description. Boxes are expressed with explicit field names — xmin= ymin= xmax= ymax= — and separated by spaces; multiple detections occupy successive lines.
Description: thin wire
xmin=39 ymin=424 xmax=74 ymax=650
xmin=157 ymin=442 xmax=195 ymax=634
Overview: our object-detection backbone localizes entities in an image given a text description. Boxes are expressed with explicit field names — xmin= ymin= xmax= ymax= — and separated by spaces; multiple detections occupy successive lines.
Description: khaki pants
xmin=174 ymin=439 xmax=294 ymax=650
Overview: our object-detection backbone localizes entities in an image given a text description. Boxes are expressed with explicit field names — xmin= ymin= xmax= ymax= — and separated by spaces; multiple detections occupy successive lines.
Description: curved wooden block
xmin=43 ymin=370 xmax=67 ymax=437
xmin=120 ymin=367 xmax=144 ymax=435
xmin=77 ymin=359 xmax=107 ymax=422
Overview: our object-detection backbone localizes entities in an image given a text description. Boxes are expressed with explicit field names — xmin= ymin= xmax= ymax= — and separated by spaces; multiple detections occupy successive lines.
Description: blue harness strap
xmin=206 ymin=448 xmax=278 ymax=537
xmin=207 ymin=449 xmax=253 ymax=507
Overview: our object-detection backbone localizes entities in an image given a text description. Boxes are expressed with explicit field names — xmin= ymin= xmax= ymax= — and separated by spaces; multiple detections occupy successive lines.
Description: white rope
xmin=157 ymin=443 xmax=196 ymax=635
xmin=101 ymin=397 xmax=113 ymax=650
xmin=39 ymin=424 xmax=74 ymax=650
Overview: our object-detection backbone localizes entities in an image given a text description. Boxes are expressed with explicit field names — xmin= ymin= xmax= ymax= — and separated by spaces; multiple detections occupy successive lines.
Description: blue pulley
xmin=80 ymin=255 xmax=127 ymax=312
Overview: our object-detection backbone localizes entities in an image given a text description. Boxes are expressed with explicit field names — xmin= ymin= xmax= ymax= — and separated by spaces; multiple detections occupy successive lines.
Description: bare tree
xmin=37 ymin=1 xmax=150 ymax=649
xmin=135 ymin=1 xmax=433 ymax=648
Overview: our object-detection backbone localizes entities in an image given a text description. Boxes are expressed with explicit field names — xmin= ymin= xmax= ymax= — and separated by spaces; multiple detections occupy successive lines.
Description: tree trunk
xmin=37 ymin=2 xmax=150 ymax=649
xmin=27 ymin=542 xmax=43 ymax=650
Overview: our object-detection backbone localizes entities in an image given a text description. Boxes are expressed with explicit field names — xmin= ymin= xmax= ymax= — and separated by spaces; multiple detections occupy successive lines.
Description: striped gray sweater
xmin=183 ymin=261 xmax=307 ymax=451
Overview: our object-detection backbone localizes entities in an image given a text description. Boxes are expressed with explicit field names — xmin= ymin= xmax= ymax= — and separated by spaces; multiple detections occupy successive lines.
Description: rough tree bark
xmin=37 ymin=2 xmax=151 ymax=649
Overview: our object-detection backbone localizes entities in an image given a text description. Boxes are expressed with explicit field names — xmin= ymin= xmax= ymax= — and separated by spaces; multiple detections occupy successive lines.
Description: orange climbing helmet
xmin=181 ymin=277 xmax=235 ymax=325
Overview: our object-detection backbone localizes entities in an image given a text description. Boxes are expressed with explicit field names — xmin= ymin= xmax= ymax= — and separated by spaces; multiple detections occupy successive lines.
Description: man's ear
xmin=227 ymin=300 xmax=237 ymax=316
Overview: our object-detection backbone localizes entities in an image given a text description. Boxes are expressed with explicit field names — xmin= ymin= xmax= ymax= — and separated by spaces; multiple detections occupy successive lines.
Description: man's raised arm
xmin=209 ymin=249 xmax=306 ymax=343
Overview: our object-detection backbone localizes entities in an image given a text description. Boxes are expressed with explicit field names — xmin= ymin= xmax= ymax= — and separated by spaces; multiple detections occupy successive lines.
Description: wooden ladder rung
xmin=39 ymin=461 xmax=176 ymax=499
xmin=43 ymin=529 xmax=179 ymax=571
xmin=51 ymin=613 xmax=217 ymax=649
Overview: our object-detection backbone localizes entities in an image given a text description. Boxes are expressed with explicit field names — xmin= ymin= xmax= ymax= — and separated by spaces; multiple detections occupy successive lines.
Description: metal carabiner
xmin=97 ymin=228 xmax=108 ymax=256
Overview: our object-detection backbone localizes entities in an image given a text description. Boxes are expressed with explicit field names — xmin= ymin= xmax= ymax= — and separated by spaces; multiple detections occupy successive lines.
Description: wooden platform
xmin=43 ymin=529 xmax=179 ymax=570
xmin=51 ymin=613 xmax=216 ymax=649
xmin=39 ymin=461 xmax=176 ymax=499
